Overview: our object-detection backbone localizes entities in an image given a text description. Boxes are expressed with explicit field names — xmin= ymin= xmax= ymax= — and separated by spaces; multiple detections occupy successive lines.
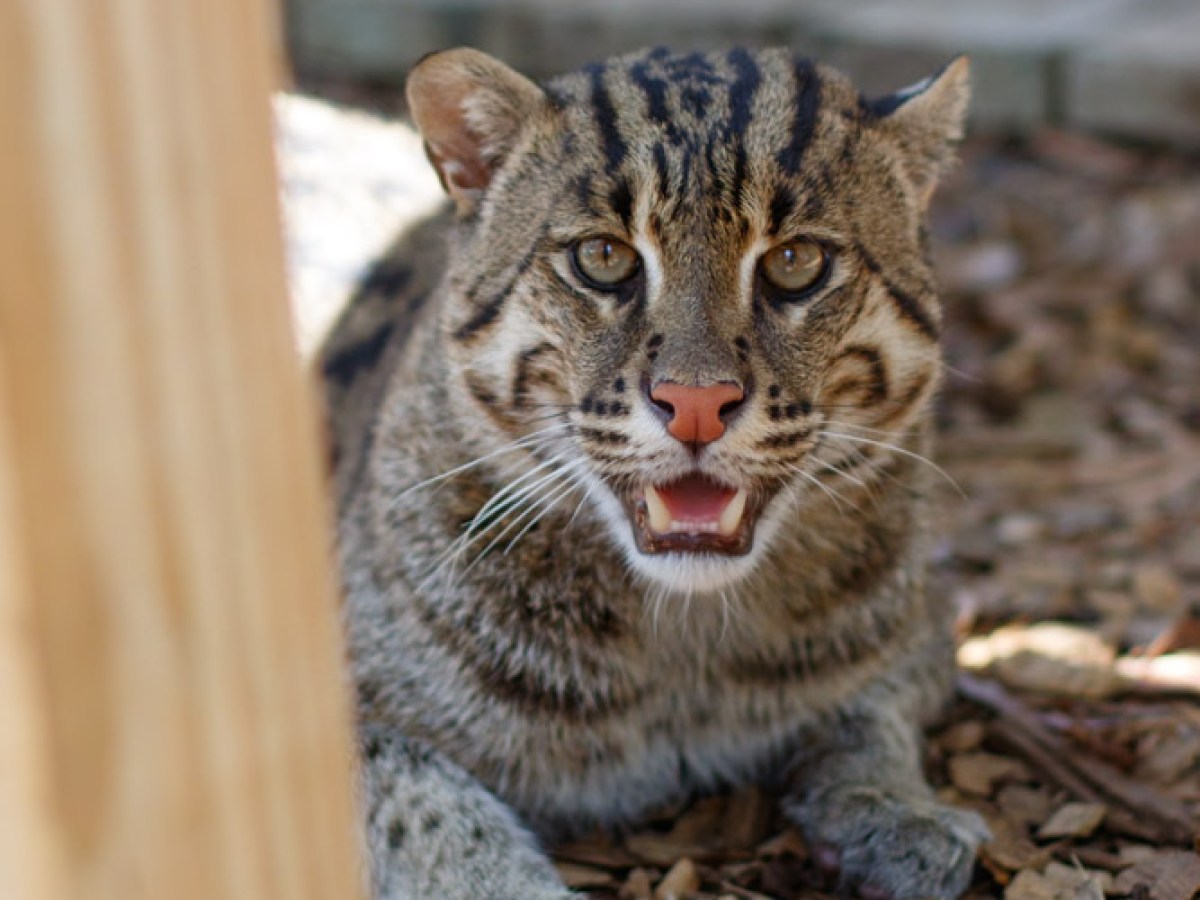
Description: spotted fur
xmin=322 ymin=46 xmax=985 ymax=900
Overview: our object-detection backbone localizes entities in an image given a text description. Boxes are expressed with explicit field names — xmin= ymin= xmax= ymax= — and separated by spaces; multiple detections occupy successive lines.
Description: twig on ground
xmin=958 ymin=674 xmax=1197 ymax=847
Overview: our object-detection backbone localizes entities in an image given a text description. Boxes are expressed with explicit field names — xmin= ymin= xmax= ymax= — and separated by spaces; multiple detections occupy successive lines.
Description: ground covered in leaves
xmin=280 ymin=95 xmax=1200 ymax=899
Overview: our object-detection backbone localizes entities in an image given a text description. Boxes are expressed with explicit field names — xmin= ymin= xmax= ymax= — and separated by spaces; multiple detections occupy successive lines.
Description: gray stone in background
xmin=1067 ymin=2 xmax=1200 ymax=144
xmin=793 ymin=0 xmax=1138 ymax=129
xmin=285 ymin=0 xmax=1200 ymax=144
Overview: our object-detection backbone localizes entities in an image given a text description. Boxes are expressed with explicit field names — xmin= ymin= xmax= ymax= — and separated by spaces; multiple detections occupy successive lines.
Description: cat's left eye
xmin=760 ymin=239 xmax=828 ymax=296
xmin=573 ymin=236 xmax=640 ymax=289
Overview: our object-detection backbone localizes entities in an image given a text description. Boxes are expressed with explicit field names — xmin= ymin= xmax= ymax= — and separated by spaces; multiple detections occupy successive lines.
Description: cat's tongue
xmin=644 ymin=475 xmax=747 ymax=537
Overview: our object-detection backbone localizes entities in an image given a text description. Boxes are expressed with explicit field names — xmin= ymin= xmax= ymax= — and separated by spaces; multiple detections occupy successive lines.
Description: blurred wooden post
xmin=0 ymin=2 xmax=364 ymax=899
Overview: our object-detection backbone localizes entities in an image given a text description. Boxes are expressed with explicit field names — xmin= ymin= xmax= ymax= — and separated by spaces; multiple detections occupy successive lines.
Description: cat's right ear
xmin=406 ymin=48 xmax=546 ymax=214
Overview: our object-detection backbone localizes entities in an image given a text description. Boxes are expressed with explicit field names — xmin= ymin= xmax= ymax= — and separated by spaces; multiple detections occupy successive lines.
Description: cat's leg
xmin=783 ymin=702 xmax=988 ymax=900
xmin=361 ymin=727 xmax=577 ymax=900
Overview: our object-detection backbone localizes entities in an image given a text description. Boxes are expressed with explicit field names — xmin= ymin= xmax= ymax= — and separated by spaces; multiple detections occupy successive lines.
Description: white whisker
xmin=394 ymin=421 xmax=573 ymax=501
xmin=502 ymin=478 xmax=579 ymax=554
xmin=790 ymin=465 xmax=858 ymax=513
xmin=817 ymin=430 xmax=965 ymax=497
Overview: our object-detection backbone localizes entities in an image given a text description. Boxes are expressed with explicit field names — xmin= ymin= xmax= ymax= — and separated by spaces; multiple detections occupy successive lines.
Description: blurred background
xmin=273 ymin=2 xmax=1200 ymax=897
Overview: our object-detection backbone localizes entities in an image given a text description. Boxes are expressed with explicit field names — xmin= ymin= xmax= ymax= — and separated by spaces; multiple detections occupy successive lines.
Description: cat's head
xmin=407 ymin=46 xmax=968 ymax=593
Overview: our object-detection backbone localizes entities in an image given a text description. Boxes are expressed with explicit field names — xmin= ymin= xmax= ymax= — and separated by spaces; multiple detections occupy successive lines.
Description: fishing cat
xmin=321 ymin=45 xmax=986 ymax=900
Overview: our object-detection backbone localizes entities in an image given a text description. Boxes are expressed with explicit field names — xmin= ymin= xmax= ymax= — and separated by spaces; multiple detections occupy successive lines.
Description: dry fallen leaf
xmin=1043 ymin=860 xmax=1108 ymax=899
xmin=942 ymin=719 xmax=988 ymax=753
xmin=950 ymin=752 xmax=1032 ymax=796
xmin=1004 ymin=868 xmax=1061 ymax=900
xmin=722 ymin=786 xmax=772 ymax=849
xmin=556 ymin=862 xmax=616 ymax=889
xmin=756 ymin=830 xmax=808 ymax=859
xmin=1038 ymin=803 xmax=1108 ymax=840
xmin=1147 ymin=851 xmax=1200 ymax=900
xmin=996 ymin=785 xmax=1056 ymax=828
xmin=1115 ymin=851 xmax=1200 ymax=898
xmin=655 ymin=858 xmax=700 ymax=900
xmin=984 ymin=818 xmax=1055 ymax=874
xmin=620 ymin=868 xmax=654 ymax=900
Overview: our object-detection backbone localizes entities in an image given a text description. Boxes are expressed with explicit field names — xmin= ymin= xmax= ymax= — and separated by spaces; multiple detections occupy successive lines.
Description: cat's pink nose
xmin=649 ymin=381 xmax=745 ymax=447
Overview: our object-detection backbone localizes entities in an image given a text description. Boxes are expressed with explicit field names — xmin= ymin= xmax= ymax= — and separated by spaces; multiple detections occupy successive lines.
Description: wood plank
xmin=0 ymin=2 xmax=363 ymax=899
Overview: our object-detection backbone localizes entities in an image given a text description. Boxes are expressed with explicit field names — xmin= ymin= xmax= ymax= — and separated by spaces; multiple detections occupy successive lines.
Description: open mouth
xmin=626 ymin=473 xmax=760 ymax=556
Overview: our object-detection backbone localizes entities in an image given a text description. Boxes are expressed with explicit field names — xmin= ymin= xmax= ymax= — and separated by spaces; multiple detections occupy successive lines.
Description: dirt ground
xmin=280 ymin=92 xmax=1200 ymax=899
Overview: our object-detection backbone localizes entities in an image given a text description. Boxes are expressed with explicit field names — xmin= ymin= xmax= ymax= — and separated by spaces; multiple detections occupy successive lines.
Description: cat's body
xmin=322 ymin=46 xmax=986 ymax=900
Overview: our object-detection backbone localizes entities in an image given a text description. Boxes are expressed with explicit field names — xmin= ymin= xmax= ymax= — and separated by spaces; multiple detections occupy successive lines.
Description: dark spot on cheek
xmin=647 ymin=334 xmax=664 ymax=361
xmin=422 ymin=813 xmax=442 ymax=834
xmin=768 ymin=384 xmax=782 ymax=399
xmin=388 ymin=820 xmax=406 ymax=849
xmin=594 ymin=401 xmax=608 ymax=415
xmin=581 ymin=395 xmax=595 ymax=413
xmin=613 ymin=377 xmax=626 ymax=394
xmin=768 ymin=405 xmax=782 ymax=421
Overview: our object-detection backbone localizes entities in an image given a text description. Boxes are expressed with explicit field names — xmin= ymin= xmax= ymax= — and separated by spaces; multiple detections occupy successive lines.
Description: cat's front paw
xmin=786 ymin=785 xmax=989 ymax=899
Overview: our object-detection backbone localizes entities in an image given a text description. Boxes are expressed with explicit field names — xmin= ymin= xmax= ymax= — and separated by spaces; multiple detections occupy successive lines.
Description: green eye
xmin=573 ymin=236 xmax=640 ymax=288
xmin=760 ymin=239 xmax=828 ymax=295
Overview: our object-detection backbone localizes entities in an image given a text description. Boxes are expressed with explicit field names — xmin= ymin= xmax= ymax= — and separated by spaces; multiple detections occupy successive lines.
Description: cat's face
xmin=408 ymin=46 xmax=968 ymax=593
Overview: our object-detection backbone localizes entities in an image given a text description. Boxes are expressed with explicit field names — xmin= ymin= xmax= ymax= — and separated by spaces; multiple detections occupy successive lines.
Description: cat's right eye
xmin=572 ymin=236 xmax=640 ymax=289
xmin=760 ymin=239 xmax=828 ymax=297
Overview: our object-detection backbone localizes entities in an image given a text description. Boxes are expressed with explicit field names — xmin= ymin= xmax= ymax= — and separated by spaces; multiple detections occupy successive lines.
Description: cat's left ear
xmin=406 ymin=48 xmax=547 ymax=214
xmin=862 ymin=56 xmax=971 ymax=207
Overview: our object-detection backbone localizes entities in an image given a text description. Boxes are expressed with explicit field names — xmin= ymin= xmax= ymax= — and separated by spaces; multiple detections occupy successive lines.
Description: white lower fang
xmin=644 ymin=484 xmax=672 ymax=533
xmin=719 ymin=488 xmax=748 ymax=536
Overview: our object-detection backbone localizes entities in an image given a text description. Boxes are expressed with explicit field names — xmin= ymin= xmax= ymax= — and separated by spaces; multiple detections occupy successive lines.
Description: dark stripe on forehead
xmin=776 ymin=59 xmax=822 ymax=175
xmin=723 ymin=50 xmax=761 ymax=213
xmin=573 ymin=174 xmax=602 ymax=217
xmin=768 ymin=184 xmax=796 ymax=236
xmin=588 ymin=63 xmax=627 ymax=170
xmin=730 ymin=145 xmax=748 ymax=210
xmin=651 ymin=142 xmax=671 ymax=199
xmin=609 ymin=177 xmax=634 ymax=230
xmin=857 ymin=243 xmax=940 ymax=341
xmin=725 ymin=47 xmax=761 ymax=138
xmin=629 ymin=58 xmax=682 ymax=145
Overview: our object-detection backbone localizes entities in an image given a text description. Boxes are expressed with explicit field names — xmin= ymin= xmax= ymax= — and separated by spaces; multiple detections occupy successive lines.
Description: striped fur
xmin=323 ymin=47 xmax=984 ymax=900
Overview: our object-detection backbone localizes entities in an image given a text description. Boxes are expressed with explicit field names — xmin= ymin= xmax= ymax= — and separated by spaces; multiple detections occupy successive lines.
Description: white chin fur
xmin=581 ymin=471 xmax=793 ymax=595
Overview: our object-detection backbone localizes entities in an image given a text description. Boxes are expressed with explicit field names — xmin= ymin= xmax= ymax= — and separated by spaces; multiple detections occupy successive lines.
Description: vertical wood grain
xmin=0 ymin=2 xmax=364 ymax=899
